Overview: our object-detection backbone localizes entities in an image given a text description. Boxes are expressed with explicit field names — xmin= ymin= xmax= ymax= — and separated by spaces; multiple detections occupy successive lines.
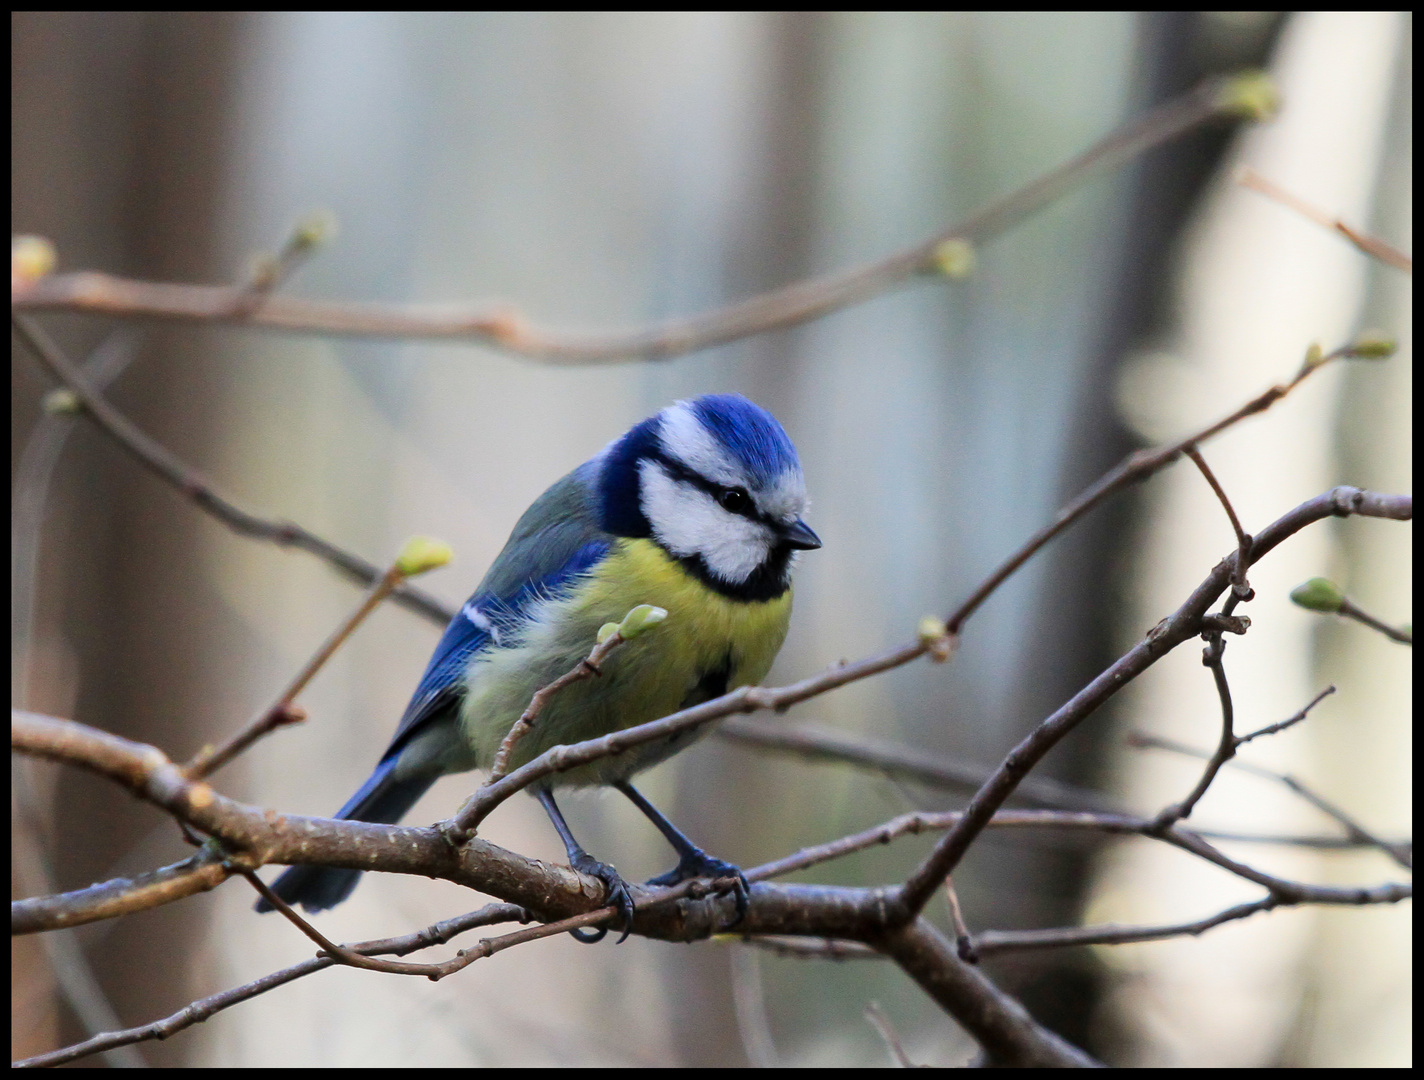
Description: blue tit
xmin=257 ymin=394 xmax=820 ymax=938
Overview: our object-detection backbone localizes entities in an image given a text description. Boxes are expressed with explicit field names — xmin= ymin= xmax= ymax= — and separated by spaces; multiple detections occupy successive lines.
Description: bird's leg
xmin=614 ymin=780 xmax=749 ymax=926
xmin=535 ymin=787 xmax=635 ymax=943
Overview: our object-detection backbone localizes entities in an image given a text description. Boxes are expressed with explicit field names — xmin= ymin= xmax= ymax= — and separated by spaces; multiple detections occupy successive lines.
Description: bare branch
xmin=745 ymin=805 xmax=1405 ymax=891
xmin=1186 ymin=445 xmax=1253 ymax=597
xmin=187 ymin=540 xmax=450 ymax=780
xmin=943 ymin=877 xmax=976 ymax=963
xmin=865 ymin=1002 xmax=920 ymax=1067
xmin=1236 ymin=166 xmax=1413 ymax=273
xmin=873 ymin=919 xmax=1103 ymax=1067
xmin=10 ymin=313 xmax=454 ymax=626
xmin=896 ymin=487 xmax=1412 ymax=918
xmin=10 ymin=851 xmax=233 ymax=935
xmin=13 ymin=78 xmax=1249 ymax=362
xmin=718 ymin=717 xmax=1114 ymax=811
xmin=12 ymin=903 xmax=525 ymax=1068
xmin=1150 ymin=627 xmax=1238 ymax=831
xmin=942 ymin=340 xmax=1350 ymax=634
xmin=1338 ymin=596 xmax=1413 ymax=645
xmin=487 ymin=628 xmax=629 ymax=782
xmin=1159 ymin=828 xmax=1410 ymax=903
xmin=736 ymin=936 xmax=880 ymax=961
xmin=973 ymin=896 xmax=1280 ymax=955
xmin=1132 ymin=731 xmax=1412 ymax=871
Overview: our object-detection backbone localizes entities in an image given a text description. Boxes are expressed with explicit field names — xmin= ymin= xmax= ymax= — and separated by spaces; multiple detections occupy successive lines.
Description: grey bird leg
xmin=614 ymin=780 xmax=749 ymax=926
xmin=535 ymin=787 xmax=635 ymax=943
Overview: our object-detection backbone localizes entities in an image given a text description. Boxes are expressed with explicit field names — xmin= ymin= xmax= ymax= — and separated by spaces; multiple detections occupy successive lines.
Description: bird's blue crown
xmin=686 ymin=394 xmax=801 ymax=489
xmin=596 ymin=394 xmax=802 ymax=538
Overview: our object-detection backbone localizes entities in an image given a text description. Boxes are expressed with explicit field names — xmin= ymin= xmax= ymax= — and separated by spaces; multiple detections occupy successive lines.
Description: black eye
xmin=717 ymin=487 xmax=753 ymax=516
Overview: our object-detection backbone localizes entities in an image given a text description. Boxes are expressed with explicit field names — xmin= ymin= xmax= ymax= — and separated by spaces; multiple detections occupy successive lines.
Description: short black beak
xmin=781 ymin=518 xmax=822 ymax=551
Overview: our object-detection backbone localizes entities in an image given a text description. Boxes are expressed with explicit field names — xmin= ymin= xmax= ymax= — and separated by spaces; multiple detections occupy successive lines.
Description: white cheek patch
xmin=657 ymin=403 xmax=747 ymax=489
xmin=640 ymin=461 xmax=773 ymax=584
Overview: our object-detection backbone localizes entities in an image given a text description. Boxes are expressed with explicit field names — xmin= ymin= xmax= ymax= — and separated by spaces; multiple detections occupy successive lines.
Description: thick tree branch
xmin=10 ymin=851 xmax=233 ymax=936
xmin=873 ymin=919 xmax=1104 ymax=1067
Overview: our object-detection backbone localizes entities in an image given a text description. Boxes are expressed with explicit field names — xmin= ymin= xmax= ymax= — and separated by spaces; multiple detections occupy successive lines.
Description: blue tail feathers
xmin=254 ymin=759 xmax=436 ymax=914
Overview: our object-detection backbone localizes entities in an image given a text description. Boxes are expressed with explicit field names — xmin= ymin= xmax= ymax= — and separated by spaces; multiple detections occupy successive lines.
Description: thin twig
xmin=13 ymin=78 xmax=1252 ymax=361
xmin=10 ymin=848 xmax=234 ymax=936
xmin=1237 ymin=685 xmax=1336 ymax=744
xmin=1150 ymin=628 xmax=1237 ymax=831
xmin=1185 ymin=445 xmax=1253 ymax=597
xmin=244 ymin=844 xmax=744 ymax=978
xmin=736 ymin=935 xmax=880 ymax=961
xmin=972 ymin=896 xmax=1280 ymax=955
xmin=486 ymin=630 xmax=628 ymax=781
xmin=1158 ymin=827 xmax=1410 ymax=904
xmin=185 ymin=559 xmax=411 ymax=780
xmin=865 ymin=1002 xmax=919 ymax=1067
xmin=1236 ymin=166 xmax=1413 ymax=273
xmin=718 ymin=718 xmax=1114 ymax=811
xmin=943 ymin=877 xmax=976 ymax=964
xmin=895 ymin=488 xmax=1413 ymax=918
xmin=942 ymin=341 xmax=1345 ymax=634
xmin=741 ymin=805 xmax=1400 ymax=892
xmin=227 ymin=210 xmax=335 ymax=317
xmin=1337 ymin=597 xmax=1413 ymax=645
xmin=12 ymin=903 xmax=525 ymax=1068
xmin=11 ymin=313 xmax=454 ymax=626
xmin=1130 ymin=731 xmax=1412 ymax=871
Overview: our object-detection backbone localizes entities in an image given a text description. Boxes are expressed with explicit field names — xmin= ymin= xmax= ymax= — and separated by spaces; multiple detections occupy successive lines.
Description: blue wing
xmin=379 ymin=464 xmax=612 ymax=766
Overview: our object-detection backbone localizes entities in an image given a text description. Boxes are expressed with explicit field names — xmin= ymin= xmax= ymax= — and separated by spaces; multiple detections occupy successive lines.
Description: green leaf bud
xmin=1346 ymin=331 xmax=1396 ymax=360
xmin=291 ymin=208 xmax=339 ymax=251
xmin=1290 ymin=577 xmax=1344 ymax=614
xmin=395 ymin=536 xmax=453 ymax=577
xmin=12 ymin=234 xmax=57 ymax=284
xmin=618 ymin=604 xmax=668 ymax=639
xmin=1217 ymin=71 xmax=1279 ymax=122
xmin=917 ymin=615 xmax=956 ymax=662
xmin=41 ymin=388 xmax=83 ymax=416
xmin=930 ymin=238 xmax=976 ymax=280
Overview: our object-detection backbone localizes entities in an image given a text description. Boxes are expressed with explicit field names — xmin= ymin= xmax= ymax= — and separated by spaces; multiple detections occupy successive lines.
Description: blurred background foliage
xmin=12 ymin=11 xmax=1409 ymax=1066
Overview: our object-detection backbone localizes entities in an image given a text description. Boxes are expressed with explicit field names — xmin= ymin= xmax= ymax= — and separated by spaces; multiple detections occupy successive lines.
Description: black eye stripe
xmin=645 ymin=451 xmax=768 ymax=524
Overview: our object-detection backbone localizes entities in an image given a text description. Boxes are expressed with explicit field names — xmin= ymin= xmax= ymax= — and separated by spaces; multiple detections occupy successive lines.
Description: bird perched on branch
xmin=257 ymin=394 xmax=820 ymax=939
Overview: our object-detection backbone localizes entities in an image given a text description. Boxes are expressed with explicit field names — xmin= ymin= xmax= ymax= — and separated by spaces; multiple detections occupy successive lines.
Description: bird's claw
xmin=569 ymin=852 xmax=636 ymax=944
xmin=647 ymin=850 xmax=750 ymax=928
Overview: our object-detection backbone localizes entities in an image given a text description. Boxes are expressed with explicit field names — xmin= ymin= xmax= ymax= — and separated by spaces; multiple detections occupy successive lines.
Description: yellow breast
xmin=460 ymin=538 xmax=792 ymax=784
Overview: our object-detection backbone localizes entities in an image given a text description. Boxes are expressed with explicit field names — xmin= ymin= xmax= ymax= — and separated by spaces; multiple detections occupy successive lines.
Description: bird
xmin=256 ymin=393 xmax=820 ymax=939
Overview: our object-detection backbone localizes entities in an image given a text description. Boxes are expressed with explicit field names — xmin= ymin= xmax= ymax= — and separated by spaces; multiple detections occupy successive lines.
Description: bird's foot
xmin=647 ymin=849 xmax=750 ymax=928
xmin=569 ymin=852 xmax=636 ymax=944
